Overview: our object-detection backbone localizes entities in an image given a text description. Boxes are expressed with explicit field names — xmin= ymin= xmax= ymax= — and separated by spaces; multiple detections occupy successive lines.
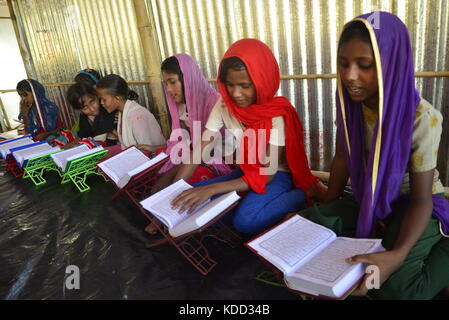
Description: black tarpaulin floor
xmin=0 ymin=161 xmax=298 ymax=300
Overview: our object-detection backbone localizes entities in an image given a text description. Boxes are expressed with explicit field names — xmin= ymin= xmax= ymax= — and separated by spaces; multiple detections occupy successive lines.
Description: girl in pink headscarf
xmin=142 ymin=54 xmax=232 ymax=233
xmin=141 ymin=54 xmax=231 ymax=188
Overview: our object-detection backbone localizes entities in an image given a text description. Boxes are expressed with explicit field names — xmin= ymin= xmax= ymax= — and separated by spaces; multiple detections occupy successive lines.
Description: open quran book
xmin=97 ymin=147 xmax=168 ymax=189
xmin=140 ymin=179 xmax=240 ymax=237
xmin=0 ymin=136 xmax=34 ymax=159
xmin=246 ymin=214 xmax=384 ymax=299
xmin=51 ymin=144 xmax=104 ymax=172
xmin=12 ymin=142 xmax=60 ymax=168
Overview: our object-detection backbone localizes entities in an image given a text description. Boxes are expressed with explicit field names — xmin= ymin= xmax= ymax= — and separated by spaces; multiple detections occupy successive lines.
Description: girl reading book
xmin=148 ymin=54 xmax=232 ymax=192
xmin=143 ymin=54 xmax=232 ymax=235
xmin=298 ymin=12 xmax=449 ymax=299
xmin=67 ymin=82 xmax=117 ymax=147
xmin=16 ymin=79 xmax=61 ymax=140
xmin=170 ymin=39 xmax=323 ymax=235
xmin=95 ymin=74 xmax=166 ymax=151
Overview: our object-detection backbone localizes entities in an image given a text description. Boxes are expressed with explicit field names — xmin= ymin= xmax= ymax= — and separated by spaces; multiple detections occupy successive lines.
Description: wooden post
xmin=132 ymin=0 xmax=170 ymax=138
xmin=0 ymin=96 xmax=12 ymax=131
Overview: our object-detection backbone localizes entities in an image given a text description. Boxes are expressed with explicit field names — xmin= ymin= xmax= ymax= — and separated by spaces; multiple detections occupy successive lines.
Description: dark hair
xmin=338 ymin=21 xmax=372 ymax=52
xmin=16 ymin=79 xmax=32 ymax=92
xmin=161 ymin=56 xmax=185 ymax=98
xmin=96 ymin=74 xmax=139 ymax=101
xmin=67 ymin=82 xmax=97 ymax=110
xmin=74 ymin=68 xmax=101 ymax=86
xmin=219 ymin=57 xmax=247 ymax=83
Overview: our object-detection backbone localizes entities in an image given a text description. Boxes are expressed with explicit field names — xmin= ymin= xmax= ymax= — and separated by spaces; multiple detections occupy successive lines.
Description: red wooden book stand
xmin=125 ymin=172 xmax=243 ymax=275
xmin=5 ymin=154 xmax=24 ymax=177
xmin=245 ymin=215 xmax=361 ymax=300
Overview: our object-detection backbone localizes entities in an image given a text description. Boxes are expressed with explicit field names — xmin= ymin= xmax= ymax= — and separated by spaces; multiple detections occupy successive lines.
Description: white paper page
xmin=93 ymin=133 xmax=108 ymax=142
xmin=292 ymin=237 xmax=383 ymax=285
xmin=98 ymin=147 xmax=147 ymax=183
xmin=170 ymin=191 xmax=240 ymax=237
xmin=127 ymin=152 xmax=168 ymax=177
xmin=140 ymin=179 xmax=210 ymax=230
xmin=0 ymin=138 xmax=34 ymax=158
xmin=24 ymin=146 xmax=61 ymax=163
xmin=0 ymin=136 xmax=30 ymax=145
xmin=0 ymin=131 xmax=23 ymax=140
xmin=51 ymin=145 xmax=89 ymax=170
xmin=66 ymin=146 xmax=104 ymax=164
xmin=247 ymin=215 xmax=335 ymax=274
xmin=140 ymin=180 xmax=194 ymax=229
xmin=13 ymin=143 xmax=52 ymax=166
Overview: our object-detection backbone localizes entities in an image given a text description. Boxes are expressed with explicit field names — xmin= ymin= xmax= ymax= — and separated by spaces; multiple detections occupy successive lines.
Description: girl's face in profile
xmin=17 ymin=89 xmax=34 ymax=108
xmin=225 ymin=69 xmax=257 ymax=108
xmin=96 ymin=88 xmax=120 ymax=113
xmin=79 ymin=94 xmax=100 ymax=117
xmin=162 ymin=71 xmax=184 ymax=104
xmin=338 ymin=37 xmax=379 ymax=108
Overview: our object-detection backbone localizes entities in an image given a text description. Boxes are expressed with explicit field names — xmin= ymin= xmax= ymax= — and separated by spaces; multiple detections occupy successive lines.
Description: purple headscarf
xmin=159 ymin=53 xmax=231 ymax=176
xmin=336 ymin=12 xmax=449 ymax=237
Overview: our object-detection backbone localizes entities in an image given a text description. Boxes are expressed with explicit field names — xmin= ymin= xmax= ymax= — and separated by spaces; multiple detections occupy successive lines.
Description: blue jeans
xmin=194 ymin=167 xmax=306 ymax=234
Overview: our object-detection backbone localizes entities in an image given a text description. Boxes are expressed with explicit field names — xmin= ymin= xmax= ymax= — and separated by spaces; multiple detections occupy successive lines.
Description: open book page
xmin=0 ymin=131 xmax=23 ymax=140
xmin=246 ymin=215 xmax=336 ymax=274
xmin=66 ymin=146 xmax=104 ymax=163
xmin=13 ymin=143 xmax=52 ymax=166
xmin=98 ymin=147 xmax=165 ymax=188
xmin=51 ymin=144 xmax=89 ymax=170
xmin=23 ymin=146 xmax=61 ymax=166
xmin=0 ymin=137 xmax=34 ymax=158
xmin=0 ymin=135 xmax=30 ymax=145
xmin=291 ymin=237 xmax=383 ymax=284
xmin=169 ymin=191 xmax=240 ymax=237
xmin=98 ymin=147 xmax=148 ymax=183
xmin=140 ymin=179 xmax=209 ymax=229
xmin=287 ymin=237 xmax=384 ymax=298
xmin=93 ymin=133 xmax=108 ymax=142
xmin=127 ymin=152 xmax=168 ymax=177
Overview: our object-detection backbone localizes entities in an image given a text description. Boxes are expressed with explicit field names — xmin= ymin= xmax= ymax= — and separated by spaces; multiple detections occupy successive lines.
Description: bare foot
xmin=144 ymin=223 xmax=158 ymax=235
xmin=284 ymin=212 xmax=297 ymax=220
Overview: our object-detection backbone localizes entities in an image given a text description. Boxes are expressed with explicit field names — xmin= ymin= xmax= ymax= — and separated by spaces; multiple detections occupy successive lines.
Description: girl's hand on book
xmin=346 ymin=250 xmax=405 ymax=296
xmin=171 ymin=185 xmax=214 ymax=214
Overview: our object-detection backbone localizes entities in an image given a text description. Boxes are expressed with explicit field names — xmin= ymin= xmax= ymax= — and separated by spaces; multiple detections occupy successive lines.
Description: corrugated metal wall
xmin=148 ymin=0 xmax=449 ymax=184
xmin=10 ymin=0 xmax=449 ymax=184
xmin=11 ymin=0 xmax=154 ymax=129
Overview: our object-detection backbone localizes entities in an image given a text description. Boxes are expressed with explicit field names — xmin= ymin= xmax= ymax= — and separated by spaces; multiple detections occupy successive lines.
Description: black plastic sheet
xmin=0 ymin=161 xmax=298 ymax=300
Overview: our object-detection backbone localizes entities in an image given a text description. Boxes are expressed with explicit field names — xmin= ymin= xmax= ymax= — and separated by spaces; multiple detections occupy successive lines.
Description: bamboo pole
xmin=206 ymin=71 xmax=449 ymax=82
xmin=1 ymin=71 xmax=448 ymax=92
xmin=132 ymin=0 xmax=170 ymax=139
xmin=0 ymin=96 xmax=12 ymax=131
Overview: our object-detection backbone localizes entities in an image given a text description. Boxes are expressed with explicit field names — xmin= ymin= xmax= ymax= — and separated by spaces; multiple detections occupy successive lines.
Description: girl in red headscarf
xmin=170 ymin=39 xmax=324 ymax=234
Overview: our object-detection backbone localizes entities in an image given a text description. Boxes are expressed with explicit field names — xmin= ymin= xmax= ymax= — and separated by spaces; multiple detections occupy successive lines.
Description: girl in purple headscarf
xmin=298 ymin=12 xmax=449 ymax=299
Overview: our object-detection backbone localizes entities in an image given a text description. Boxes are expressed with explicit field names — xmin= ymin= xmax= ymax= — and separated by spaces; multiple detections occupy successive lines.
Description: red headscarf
xmin=217 ymin=39 xmax=318 ymax=194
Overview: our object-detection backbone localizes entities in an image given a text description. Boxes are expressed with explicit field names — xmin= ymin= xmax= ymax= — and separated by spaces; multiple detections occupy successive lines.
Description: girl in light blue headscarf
xmin=16 ymin=79 xmax=60 ymax=139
